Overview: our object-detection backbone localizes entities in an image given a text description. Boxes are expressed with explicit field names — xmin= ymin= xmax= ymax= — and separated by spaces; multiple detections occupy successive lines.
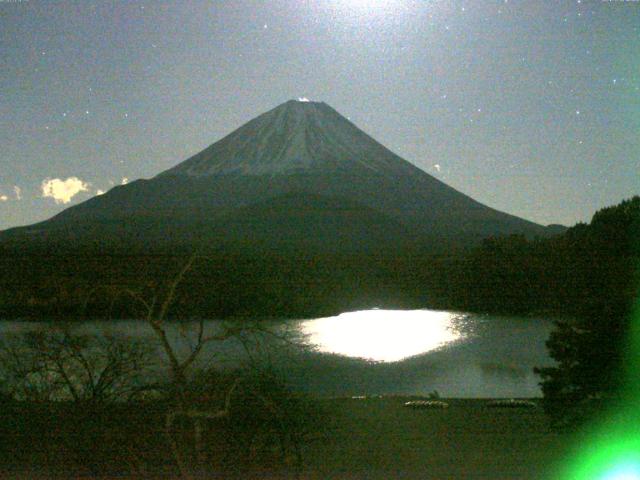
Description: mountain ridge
xmin=0 ymin=99 xmax=561 ymax=248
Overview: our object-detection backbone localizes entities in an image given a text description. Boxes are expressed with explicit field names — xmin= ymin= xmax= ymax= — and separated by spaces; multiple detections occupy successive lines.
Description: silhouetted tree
xmin=535 ymin=196 xmax=640 ymax=427
xmin=85 ymin=253 xmax=310 ymax=479
xmin=0 ymin=325 xmax=152 ymax=404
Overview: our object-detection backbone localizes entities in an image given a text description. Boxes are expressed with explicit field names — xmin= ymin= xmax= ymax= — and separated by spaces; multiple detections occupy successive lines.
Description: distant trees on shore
xmin=446 ymin=196 xmax=639 ymax=318
xmin=533 ymin=196 xmax=639 ymax=427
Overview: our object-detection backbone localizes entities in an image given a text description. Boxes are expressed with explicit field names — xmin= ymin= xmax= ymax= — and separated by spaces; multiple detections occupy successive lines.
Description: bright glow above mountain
xmin=326 ymin=0 xmax=410 ymax=20
xmin=334 ymin=0 xmax=400 ymax=12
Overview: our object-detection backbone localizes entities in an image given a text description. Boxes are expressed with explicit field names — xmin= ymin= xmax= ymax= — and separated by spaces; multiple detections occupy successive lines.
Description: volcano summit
xmin=162 ymin=100 xmax=421 ymax=178
xmin=1 ymin=100 xmax=555 ymax=249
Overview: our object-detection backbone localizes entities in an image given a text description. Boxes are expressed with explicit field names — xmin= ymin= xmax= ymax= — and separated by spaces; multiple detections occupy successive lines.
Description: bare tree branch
xmin=157 ymin=253 xmax=198 ymax=324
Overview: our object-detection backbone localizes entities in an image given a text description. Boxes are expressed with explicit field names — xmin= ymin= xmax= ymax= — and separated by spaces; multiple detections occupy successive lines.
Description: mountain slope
xmin=1 ymin=99 xmax=558 ymax=249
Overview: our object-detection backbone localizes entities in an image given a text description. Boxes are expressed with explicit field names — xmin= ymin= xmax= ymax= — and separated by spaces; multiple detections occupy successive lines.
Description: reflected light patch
xmin=300 ymin=309 xmax=462 ymax=362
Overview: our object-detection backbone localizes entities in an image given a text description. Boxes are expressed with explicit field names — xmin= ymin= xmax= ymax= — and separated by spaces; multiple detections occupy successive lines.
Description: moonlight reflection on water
xmin=300 ymin=309 xmax=464 ymax=362
xmin=0 ymin=310 xmax=555 ymax=397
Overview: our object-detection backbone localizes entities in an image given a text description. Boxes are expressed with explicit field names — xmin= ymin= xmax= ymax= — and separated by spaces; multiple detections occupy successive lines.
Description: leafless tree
xmin=0 ymin=325 xmax=152 ymax=404
xmin=78 ymin=253 xmax=310 ymax=479
xmin=83 ymin=254 xmax=258 ymax=477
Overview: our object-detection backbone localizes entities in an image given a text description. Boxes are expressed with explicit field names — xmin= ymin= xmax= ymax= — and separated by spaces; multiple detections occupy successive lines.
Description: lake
xmin=0 ymin=309 xmax=556 ymax=398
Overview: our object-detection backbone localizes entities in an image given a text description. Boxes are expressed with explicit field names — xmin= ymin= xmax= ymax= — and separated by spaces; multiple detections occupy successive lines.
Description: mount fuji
xmin=1 ymin=100 xmax=556 ymax=250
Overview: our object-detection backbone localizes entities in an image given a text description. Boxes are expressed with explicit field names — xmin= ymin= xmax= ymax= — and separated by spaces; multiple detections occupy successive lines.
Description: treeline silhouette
xmin=532 ymin=197 xmax=639 ymax=426
xmin=435 ymin=196 xmax=639 ymax=316
xmin=0 ymin=197 xmax=637 ymax=321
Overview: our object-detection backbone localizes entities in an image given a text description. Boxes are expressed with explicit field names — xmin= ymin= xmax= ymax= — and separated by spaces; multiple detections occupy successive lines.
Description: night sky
xmin=1 ymin=0 xmax=638 ymax=230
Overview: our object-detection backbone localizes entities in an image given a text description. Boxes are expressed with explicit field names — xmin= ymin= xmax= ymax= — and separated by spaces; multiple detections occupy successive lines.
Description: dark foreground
xmin=0 ymin=397 xmax=578 ymax=479
xmin=304 ymin=397 xmax=575 ymax=480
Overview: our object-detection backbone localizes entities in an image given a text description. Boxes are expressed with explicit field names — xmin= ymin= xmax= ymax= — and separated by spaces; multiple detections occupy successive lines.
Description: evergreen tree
xmin=535 ymin=197 xmax=640 ymax=427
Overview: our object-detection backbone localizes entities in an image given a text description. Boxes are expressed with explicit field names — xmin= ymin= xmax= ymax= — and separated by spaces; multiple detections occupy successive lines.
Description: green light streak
xmin=556 ymin=296 xmax=640 ymax=479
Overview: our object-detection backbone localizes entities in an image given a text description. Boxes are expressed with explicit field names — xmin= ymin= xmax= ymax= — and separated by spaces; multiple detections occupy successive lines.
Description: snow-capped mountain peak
xmin=161 ymin=100 xmax=417 ymax=178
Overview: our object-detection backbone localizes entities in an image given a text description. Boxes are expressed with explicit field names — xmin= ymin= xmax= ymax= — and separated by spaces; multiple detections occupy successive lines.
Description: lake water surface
xmin=0 ymin=309 xmax=556 ymax=398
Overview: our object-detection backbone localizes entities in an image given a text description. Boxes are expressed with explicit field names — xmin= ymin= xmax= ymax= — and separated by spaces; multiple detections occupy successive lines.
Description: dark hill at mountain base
xmin=1 ymin=197 xmax=635 ymax=321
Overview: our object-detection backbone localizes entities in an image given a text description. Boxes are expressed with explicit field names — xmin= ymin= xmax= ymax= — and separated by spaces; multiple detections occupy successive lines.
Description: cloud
xmin=433 ymin=164 xmax=441 ymax=172
xmin=121 ymin=177 xmax=129 ymax=185
xmin=41 ymin=177 xmax=90 ymax=204
xmin=13 ymin=186 xmax=22 ymax=200
xmin=95 ymin=189 xmax=105 ymax=196
xmin=0 ymin=195 xmax=7 ymax=202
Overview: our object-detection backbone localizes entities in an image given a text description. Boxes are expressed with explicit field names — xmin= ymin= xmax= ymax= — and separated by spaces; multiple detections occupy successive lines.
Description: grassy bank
xmin=302 ymin=397 xmax=578 ymax=479
xmin=0 ymin=396 xmax=579 ymax=479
